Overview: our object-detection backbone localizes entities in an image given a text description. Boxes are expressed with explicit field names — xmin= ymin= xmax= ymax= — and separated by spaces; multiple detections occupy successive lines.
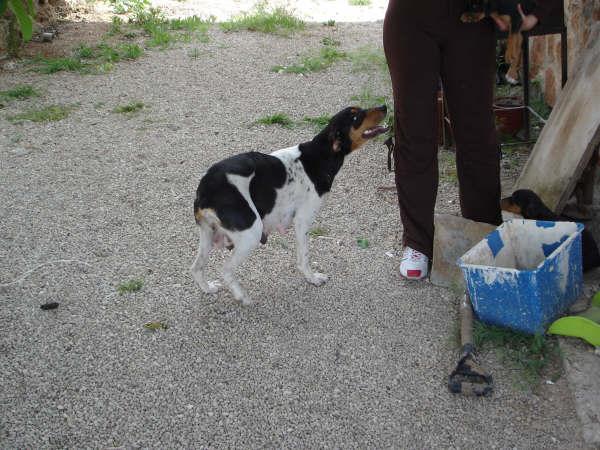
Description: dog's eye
xmin=352 ymin=115 xmax=358 ymax=122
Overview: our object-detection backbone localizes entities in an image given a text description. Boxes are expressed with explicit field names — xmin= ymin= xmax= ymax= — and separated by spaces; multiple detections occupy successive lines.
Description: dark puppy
xmin=501 ymin=189 xmax=600 ymax=271
xmin=461 ymin=0 xmax=535 ymax=30
xmin=461 ymin=0 xmax=536 ymax=83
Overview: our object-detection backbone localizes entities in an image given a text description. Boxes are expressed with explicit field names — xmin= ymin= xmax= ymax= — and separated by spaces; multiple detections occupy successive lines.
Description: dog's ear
xmin=329 ymin=129 xmax=342 ymax=152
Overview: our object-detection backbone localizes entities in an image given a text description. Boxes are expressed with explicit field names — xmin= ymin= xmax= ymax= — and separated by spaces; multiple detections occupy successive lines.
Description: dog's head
xmin=460 ymin=0 xmax=491 ymax=22
xmin=324 ymin=105 xmax=388 ymax=154
xmin=500 ymin=189 xmax=554 ymax=219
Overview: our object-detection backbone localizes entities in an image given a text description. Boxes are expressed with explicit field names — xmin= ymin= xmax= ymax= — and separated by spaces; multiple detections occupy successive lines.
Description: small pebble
xmin=40 ymin=302 xmax=59 ymax=310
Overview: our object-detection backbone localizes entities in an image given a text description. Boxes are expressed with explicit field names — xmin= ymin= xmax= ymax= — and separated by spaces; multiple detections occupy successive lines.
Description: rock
xmin=12 ymin=147 xmax=29 ymax=157
xmin=560 ymin=338 xmax=600 ymax=445
xmin=430 ymin=214 xmax=496 ymax=289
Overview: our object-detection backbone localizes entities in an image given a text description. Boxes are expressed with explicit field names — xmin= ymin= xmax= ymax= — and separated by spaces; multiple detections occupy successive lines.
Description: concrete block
xmin=430 ymin=214 xmax=496 ymax=289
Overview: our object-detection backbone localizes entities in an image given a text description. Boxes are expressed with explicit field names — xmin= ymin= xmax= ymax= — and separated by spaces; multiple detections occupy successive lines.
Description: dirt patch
xmin=18 ymin=0 xmax=113 ymax=58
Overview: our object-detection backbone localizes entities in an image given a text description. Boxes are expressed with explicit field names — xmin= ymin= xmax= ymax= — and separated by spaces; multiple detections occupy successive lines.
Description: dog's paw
xmin=202 ymin=280 xmax=221 ymax=294
xmin=505 ymin=73 xmax=519 ymax=85
xmin=307 ymin=272 xmax=329 ymax=286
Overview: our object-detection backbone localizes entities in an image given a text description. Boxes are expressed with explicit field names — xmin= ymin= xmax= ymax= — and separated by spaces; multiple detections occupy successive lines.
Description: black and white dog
xmin=191 ymin=105 xmax=388 ymax=304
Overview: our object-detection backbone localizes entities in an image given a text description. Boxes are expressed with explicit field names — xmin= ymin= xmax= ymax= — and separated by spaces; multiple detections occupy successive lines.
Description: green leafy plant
xmin=2 ymin=0 xmax=35 ymax=44
xmin=357 ymin=238 xmax=370 ymax=249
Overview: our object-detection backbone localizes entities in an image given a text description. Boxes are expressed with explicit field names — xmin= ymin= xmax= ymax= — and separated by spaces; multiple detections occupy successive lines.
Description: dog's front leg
xmin=294 ymin=206 xmax=328 ymax=286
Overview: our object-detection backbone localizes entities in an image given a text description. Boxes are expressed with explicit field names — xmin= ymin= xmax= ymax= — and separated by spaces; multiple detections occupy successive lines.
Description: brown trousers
xmin=383 ymin=0 xmax=502 ymax=258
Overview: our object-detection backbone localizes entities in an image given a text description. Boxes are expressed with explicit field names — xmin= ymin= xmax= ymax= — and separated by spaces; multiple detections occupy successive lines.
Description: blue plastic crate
xmin=458 ymin=219 xmax=583 ymax=334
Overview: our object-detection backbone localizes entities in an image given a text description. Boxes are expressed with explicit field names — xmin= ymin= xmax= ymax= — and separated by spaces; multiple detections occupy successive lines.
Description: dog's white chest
xmin=262 ymin=146 xmax=320 ymax=234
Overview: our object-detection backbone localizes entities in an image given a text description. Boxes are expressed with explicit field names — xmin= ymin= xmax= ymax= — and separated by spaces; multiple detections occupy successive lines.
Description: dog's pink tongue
xmin=363 ymin=126 xmax=389 ymax=139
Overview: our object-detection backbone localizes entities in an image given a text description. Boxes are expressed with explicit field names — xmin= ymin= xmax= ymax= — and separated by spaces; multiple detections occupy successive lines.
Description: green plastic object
xmin=547 ymin=293 xmax=600 ymax=347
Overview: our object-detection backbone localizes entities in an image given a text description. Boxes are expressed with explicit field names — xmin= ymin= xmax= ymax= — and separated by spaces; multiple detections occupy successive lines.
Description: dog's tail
xmin=194 ymin=207 xmax=221 ymax=228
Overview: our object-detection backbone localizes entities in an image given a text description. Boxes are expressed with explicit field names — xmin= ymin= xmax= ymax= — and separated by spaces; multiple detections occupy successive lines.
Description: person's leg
xmin=440 ymin=20 xmax=502 ymax=226
xmin=384 ymin=9 xmax=441 ymax=260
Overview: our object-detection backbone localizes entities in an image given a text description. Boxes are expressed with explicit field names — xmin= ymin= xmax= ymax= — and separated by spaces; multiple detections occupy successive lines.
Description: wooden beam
xmin=514 ymin=41 xmax=600 ymax=213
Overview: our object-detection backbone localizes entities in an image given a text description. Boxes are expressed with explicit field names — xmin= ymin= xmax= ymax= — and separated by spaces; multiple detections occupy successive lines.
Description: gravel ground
xmin=0 ymin=7 xmax=589 ymax=449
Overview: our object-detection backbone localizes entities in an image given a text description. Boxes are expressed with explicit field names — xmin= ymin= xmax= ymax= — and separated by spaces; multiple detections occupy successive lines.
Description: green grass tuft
xmin=321 ymin=36 xmax=340 ymax=47
xmin=117 ymin=278 xmax=144 ymax=294
xmin=220 ymin=4 xmax=304 ymax=35
xmin=113 ymin=101 xmax=145 ymax=114
xmin=256 ymin=113 xmax=293 ymax=128
xmin=169 ymin=15 xmax=213 ymax=32
xmin=309 ymin=227 xmax=328 ymax=237
xmin=98 ymin=43 xmax=121 ymax=63
xmin=33 ymin=57 xmax=86 ymax=74
xmin=119 ymin=43 xmax=143 ymax=59
xmin=8 ymin=105 xmax=71 ymax=123
xmin=74 ymin=44 xmax=94 ymax=59
xmin=273 ymin=45 xmax=346 ymax=74
xmin=349 ymin=0 xmax=371 ymax=5
xmin=0 ymin=85 xmax=39 ymax=101
xmin=474 ymin=321 xmax=562 ymax=388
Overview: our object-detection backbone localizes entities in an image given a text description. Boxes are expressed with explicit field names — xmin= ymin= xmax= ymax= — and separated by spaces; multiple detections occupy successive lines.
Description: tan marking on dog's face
xmin=500 ymin=197 xmax=522 ymax=214
xmin=348 ymin=107 xmax=387 ymax=151
xmin=460 ymin=12 xmax=485 ymax=23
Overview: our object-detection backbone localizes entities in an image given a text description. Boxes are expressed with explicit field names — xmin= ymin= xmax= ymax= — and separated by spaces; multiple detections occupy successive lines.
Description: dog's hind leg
xmin=222 ymin=220 xmax=262 ymax=306
xmin=191 ymin=224 xmax=221 ymax=294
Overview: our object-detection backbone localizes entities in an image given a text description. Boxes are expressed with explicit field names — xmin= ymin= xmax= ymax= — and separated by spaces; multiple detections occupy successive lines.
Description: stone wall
xmin=529 ymin=0 xmax=600 ymax=106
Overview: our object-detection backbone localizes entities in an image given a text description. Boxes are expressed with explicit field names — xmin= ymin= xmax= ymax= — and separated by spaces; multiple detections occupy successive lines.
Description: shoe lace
xmin=403 ymin=248 xmax=426 ymax=262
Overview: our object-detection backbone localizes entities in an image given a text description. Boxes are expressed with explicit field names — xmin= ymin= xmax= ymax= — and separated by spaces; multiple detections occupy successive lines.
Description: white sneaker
xmin=400 ymin=246 xmax=429 ymax=280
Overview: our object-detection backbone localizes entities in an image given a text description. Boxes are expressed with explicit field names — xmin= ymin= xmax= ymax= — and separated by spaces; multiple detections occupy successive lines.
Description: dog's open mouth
xmin=362 ymin=126 xmax=389 ymax=139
